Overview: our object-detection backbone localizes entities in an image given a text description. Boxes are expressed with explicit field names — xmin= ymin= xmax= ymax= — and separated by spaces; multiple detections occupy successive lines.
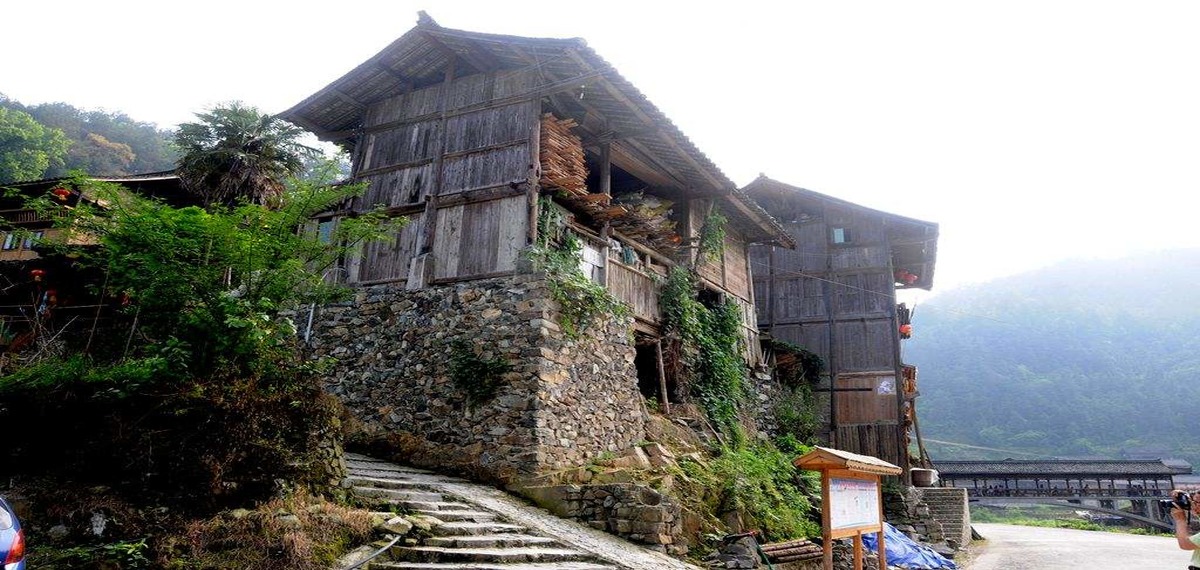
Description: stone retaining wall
xmin=522 ymin=483 xmax=687 ymax=555
xmin=308 ymin=273 xmax=646 ymax=483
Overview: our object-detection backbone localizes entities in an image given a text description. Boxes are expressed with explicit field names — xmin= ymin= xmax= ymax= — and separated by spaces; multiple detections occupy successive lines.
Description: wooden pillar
xmin=655 ymin=339 xmax=670 ymax=414
xmin=598 ymin=141 xmax=611 ymax=196
xmin=527 ymin=102 xmax=542 ymax=246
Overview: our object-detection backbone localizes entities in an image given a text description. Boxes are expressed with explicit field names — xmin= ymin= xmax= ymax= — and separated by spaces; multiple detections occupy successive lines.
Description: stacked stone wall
xmin=523 ymin=483 xmax=686 ymax=555
xmin=308 ymin=273 xmax=645 ymax=483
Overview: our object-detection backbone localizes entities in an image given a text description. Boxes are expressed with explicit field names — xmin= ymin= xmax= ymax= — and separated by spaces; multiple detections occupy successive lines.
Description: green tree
xmin=175 ymin=102 xmax=317 ymax=206
xmin=0 ymin=106 xmax=69 ymax=183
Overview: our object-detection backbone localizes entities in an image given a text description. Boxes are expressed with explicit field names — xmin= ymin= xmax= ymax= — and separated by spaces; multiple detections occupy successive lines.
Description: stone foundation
xmin=307 ymin=273 xmax=646 ymax=484
xmin=522 ymin=483 xmax=687 ymax=555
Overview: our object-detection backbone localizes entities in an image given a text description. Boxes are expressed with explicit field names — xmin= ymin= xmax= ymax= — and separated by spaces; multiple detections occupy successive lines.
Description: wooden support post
xmin=655 ymin=339 xmax=670 ymax=414
xmin=527 ymin=101 xmax=542 ymax=246
xmin=599 ymin=141 xmax=611 ymax=196
xmin=417 ymin=61 xmax=457 ymax=257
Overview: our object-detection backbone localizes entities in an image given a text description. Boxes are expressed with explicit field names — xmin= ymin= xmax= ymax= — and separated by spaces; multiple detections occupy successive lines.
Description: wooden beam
xmin=581 ymin=125 xmax=663 ymax=146
xmin=419 ymin=28 xmax=508 ymax=73
xmin=373 ymin=61 xmax=414 ymax=90
xmin=417 ymin=29 xmax=492 ymax=76
xmin=280 ymin=112 xmax=336 ymax=140
xmin=331 ymin=88 xmax=366 ymax=110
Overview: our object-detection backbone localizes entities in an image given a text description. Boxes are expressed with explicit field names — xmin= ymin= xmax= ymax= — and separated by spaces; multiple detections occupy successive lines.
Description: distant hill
xmin=0 ymin=95 xmax=177 ymax=178
xmin=905 ymin=249 xmax=1200 ymax=467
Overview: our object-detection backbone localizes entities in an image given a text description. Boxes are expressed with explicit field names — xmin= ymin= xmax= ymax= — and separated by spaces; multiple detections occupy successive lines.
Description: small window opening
xmin=832 ymin=227 xmax=852 ymax=244
xmin=316 ymin=220 xmax=336 ymax=244
xmin=407 ymin=174 xmax=423 ymax=203
xmin=697 ymin=287 xmax=724 ymax=309
xmin=21 ymin=231 xmax=44 ymax=249
xmin=2 ymin=233 xmax=17 ymax=251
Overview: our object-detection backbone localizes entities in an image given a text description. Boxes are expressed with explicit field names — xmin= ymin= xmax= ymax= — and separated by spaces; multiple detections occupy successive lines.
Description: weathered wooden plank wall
xmin=607 ymin=260 xmax=659 ymax=323
xmin=432 ymin=195 xmax=527 ymax=279
xmin=358 ymin=219 xmax=424 ymax=282
xmin=723 ymin=232 xmax=749 ymax=297
xmin=836 ymin=320 xmax=895 ymax=372
xmin=835 ymin=374 xmax=899 ymax=423
xmin=834 ymin=423 xmax=903 ymax=468
xmin=351 ymin=69 xmax=538 ymax=282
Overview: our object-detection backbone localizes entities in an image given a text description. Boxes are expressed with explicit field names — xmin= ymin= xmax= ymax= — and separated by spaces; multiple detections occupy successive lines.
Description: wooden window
xmin=832 ymin=227 xmax=852 ymax=244
xmin=316 ymin=220 xmax=336 ymax=244
xmin=1 ymin=233 xmax=16 ymax=251
xmin=21 ymin=231 xmax=43 ymax=249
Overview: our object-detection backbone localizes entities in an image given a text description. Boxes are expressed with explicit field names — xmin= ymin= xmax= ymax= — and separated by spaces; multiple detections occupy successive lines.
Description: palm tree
xmin=175 ymin=102 xmax=317 ymax=207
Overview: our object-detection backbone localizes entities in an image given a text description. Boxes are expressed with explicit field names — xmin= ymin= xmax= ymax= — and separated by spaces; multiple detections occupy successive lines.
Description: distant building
xmin=0 ymin=172 xmax=186 ymax=350
xmin=745 ymin=175 xmax=938 ymax=477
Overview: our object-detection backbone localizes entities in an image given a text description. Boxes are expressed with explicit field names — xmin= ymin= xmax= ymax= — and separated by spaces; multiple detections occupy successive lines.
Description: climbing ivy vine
xmin=447 ymin=340 xmax=512 ymax=406
xmin=526 ymin=197 xmax=628 ymax=338
xmin=661 ymin=266 xmax=747 ymax=435
xmin=697 ymin=210 xmax=727 ymax=263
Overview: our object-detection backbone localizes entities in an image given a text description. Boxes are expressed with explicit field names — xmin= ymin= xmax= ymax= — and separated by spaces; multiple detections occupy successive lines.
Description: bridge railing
xmin=962 ymin=487 xmax=1166 ymax=499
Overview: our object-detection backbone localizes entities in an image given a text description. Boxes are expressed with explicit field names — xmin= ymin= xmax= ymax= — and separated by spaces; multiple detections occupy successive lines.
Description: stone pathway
xmin=346 ymin=453 xmax=701 ymax=570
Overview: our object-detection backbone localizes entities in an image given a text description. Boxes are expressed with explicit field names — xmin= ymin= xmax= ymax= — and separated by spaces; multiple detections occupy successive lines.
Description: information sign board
xmin=829 ymin=477 xmax=881 ymax=530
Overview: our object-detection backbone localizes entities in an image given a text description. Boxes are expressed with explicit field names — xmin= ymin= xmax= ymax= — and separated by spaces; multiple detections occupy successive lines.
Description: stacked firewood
xmin=539 ymin=114 xmax=588 ymax=195
xmin=760 ymin=539 xmax=824 ymax=563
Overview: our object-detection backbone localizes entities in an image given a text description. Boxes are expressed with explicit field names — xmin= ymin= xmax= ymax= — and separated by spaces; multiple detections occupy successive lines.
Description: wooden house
xmin=281 ymin=14 xmax=792 ymax=396
xmin=745 ymin=175 xmax=937 ymax=475
xmin=278 ymin=15 xmax=802 ymax=484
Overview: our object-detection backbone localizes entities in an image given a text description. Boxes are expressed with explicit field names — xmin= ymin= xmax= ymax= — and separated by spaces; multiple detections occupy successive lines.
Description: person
xmin=1169 ymin=490 xmax=1200 ymax=569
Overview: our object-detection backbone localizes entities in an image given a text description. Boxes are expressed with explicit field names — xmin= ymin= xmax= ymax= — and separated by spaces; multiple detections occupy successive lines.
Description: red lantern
xmin=51 ymin=187 xmax=71 ymax=201
xmin=29 ymin=269 xmax=45 ymax=282
xmin=894 ymin=269 xmax=919 ymax=286
xmin=899 ymin=324 xmax=913 ymax=337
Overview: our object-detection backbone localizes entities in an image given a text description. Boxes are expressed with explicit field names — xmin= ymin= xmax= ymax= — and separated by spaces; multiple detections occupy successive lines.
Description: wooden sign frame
xmin=795 ymin=446 xmax=902 ymax=570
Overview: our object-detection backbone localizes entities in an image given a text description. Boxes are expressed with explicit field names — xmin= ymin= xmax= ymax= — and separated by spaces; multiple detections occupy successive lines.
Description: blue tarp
xmin=861 ymin=522 xmax=958 ymax=569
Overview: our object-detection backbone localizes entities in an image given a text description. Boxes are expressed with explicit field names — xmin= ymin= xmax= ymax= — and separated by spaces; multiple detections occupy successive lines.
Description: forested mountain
xmin=0 ymin=95 xmax=176 ymax=181
xmin=905 ymin=249 xmax=1200 ymax=467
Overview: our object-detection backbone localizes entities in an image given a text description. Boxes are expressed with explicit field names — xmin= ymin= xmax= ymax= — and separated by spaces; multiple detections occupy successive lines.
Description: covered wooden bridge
xmin=935 ymin=459 xmax=1193 ymax=529
xmin=935 ymin=459 xmax=1189 ymax=498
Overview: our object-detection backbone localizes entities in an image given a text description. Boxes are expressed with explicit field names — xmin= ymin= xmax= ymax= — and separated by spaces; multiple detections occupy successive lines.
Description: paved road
xmin=965 ymin=523 xmax=1185 ymax=570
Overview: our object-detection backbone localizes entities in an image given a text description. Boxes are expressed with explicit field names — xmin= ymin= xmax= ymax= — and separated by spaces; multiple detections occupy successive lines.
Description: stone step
xmin=424 ymin=534 xmax=559 ymax=549
xmin=371 ymin=562 xmax=619 ymax=570
xmin=352 ymin=473 xmax=459 ymax=489
xmin=403 ymin=501 xmax=478 ymax=512
xmin=351 ymin=473 xmax=459 ymax=486
xmin=354 ymin=486 xmax=446 ymax=503
xmin=391 ymin=546 xmax=593 ymax=564
xmin=433 ymin=521 xmax=530 ymax=536
xmin=415 ymin=510 xmax=499 ymax=522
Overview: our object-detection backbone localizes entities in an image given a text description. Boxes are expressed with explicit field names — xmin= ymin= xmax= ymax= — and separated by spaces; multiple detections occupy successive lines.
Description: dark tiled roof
xmin=935 ymin=459 xmax=1183 ymax=478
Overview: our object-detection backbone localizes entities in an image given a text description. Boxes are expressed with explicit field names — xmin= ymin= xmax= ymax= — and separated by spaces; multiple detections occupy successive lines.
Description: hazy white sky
xmin=4 ymin=1 xmax=1198 ymax=296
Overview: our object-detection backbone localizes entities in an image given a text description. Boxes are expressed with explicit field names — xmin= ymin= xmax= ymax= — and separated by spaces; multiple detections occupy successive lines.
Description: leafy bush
xmin=526 ymin=198 xmax=628 ymax=338
xmin=676 ymin=442 xmax=820 ymax=542
xmin=661 ymin=266 xmax=747 ymax=433
xmin=0 ymin=167 xmax=394 ymax=507
xmin=447 ymin=339 xmax=512 ymax=406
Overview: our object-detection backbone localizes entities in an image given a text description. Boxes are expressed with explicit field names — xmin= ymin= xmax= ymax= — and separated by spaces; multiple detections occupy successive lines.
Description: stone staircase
xmin=345 ymin=453 xmax=700 ymax=570
xmin=913 ymin=487 xmax=971 ymax=548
